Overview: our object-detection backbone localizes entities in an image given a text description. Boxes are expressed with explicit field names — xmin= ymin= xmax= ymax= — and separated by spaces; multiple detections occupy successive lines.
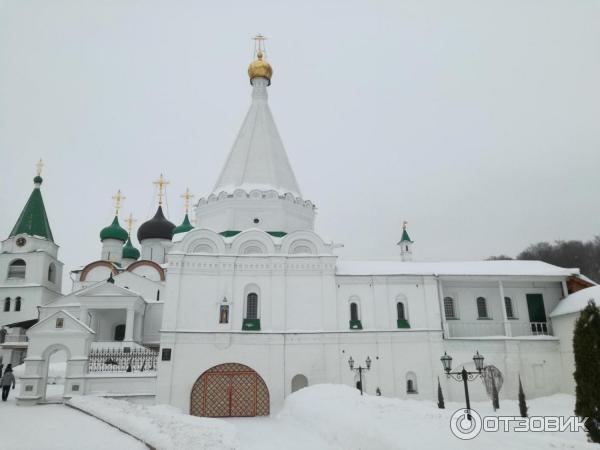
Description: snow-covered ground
xmin=1 ymin=384 xmax=145 ymax=450
xmin=4 ymin=383 xmax=595 ymax=450
xmin=70 ymin=384 xmax=593 ymax=450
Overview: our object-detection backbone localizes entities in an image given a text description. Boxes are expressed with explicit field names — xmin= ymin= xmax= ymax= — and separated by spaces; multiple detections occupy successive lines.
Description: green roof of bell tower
xmin=398 ymin=221 xmax=412 ymax=244
xmin=9 ymin=175 xmax=54 ymax=242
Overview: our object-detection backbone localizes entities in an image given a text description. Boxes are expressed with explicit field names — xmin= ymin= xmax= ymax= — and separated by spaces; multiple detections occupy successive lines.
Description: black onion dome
xmin=137 ymin=206 xmax=176 ymax=241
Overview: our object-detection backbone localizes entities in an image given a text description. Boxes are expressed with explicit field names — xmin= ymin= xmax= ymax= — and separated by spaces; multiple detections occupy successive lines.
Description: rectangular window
xmin=55 ymin=318 xmax=64 ymax=328
xmin=504 ymin=297 xmax=515 ymax=319
xmin=443 ymin=297 xmax=456 ymax=319
xmin=161 ymin=348 xmax=172 ymax=361
xmin=476 ymin=297 xmax=489 ymax=319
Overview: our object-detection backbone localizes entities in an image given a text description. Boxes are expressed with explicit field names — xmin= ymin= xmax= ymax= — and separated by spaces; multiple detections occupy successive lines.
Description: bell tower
xmin=397 ymin=221 xmax=414 ymax=262
xmin=0 ymin=161 xmax=63 ymax=328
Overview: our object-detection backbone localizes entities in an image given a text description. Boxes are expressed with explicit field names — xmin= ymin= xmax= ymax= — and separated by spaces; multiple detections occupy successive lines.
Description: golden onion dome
xmin=248 ymin=51 xmax=272 ymax=84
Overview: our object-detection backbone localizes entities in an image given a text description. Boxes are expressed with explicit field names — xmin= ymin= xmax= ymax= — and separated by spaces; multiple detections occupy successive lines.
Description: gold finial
xmin=402 ymin=221 xmax=408 ymax=230
xmin=153 ymin=174 xmax=169 ymax=206
xmin=181 ymin=188 xmax=195 ymax=214
xmin=35 ymin=159 xmax=44 ymax=176
xmin=253 ymin=34 xmax=267 ymax=57
xmin=248 ymin=34 xmax=273 ymax=84
xmin=125 ymin=213 xmax=136 ymax=235
xmin=112 ymin=190 xmax=126 ymax=216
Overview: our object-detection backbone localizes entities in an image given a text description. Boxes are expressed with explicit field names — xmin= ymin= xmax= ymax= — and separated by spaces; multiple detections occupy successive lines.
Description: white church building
xmin=1 ymin=40 xmax=594 ymax=417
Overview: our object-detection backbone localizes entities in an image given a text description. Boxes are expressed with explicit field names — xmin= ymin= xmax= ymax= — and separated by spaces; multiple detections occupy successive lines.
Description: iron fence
xmin=88 ymin=347 xmax=158 ymax=373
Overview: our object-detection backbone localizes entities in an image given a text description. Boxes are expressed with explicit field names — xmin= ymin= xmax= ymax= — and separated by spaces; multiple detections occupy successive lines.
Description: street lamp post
xmin=348 ymin=356 xmax=372 ymax=395
xmin=440 ymin=351 xmax=484 ymax=420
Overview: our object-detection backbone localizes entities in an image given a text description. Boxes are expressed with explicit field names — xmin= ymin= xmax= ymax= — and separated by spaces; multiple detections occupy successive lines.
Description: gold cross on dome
xmin=35 ymin=159 xmax=44 ymax=176
xmin=253 ymin=34 xmax=267 ymax=55
xmin=125 ymin=213 xmax=136 ymax=235
xmin=153 ymin=174 xmax=169 ymax=205
xmin=402 ymin=221 xmax=408 ymax=230
xmin=181 ymin=188 xmax=195 ymax=214
xmin=112 ymin=190 xmax=126 ymax=216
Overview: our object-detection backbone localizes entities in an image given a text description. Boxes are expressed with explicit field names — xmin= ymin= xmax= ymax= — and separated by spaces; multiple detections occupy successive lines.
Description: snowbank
xmin=336 ymin=259 xmax=579 ymax=277
xmin=550 ymin=285 xmax=600 ymax=317
xmin=68 ymin=396 xmax=237 ymax=450
xmin=269 ymin=384 xmax=591 ymax=450
xmin=67 ymin=385 xmax=591 ymax=450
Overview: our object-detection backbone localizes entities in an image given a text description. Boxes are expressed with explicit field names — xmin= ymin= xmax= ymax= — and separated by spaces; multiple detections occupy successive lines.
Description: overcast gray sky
xmin=1 ymin=0 xmax=599 ymax=290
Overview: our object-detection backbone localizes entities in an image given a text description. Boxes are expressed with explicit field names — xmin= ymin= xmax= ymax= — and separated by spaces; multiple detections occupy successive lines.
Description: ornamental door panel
xmin=190 ymin=363 xmax=270 ymax=417
xmin=204 ymin=374 xmax=231 ymax=417
xmin=230 ymin=373 xmax=256 ymax=417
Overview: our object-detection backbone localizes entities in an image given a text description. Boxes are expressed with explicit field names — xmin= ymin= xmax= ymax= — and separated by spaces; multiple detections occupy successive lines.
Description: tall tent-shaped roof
xmin=212 ymin=49 xmax=302 ymax=197
xmin=10 ymin=175 xmax=54 ymax=242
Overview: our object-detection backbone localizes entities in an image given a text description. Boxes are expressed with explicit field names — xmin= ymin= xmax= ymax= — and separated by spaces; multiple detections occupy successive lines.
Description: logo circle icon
xmin=450 ymin=408 xmax=482 ymax=440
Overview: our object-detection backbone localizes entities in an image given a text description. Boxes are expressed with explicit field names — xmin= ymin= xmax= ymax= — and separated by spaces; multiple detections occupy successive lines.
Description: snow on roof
xmin=550 ymin=285 xmax=600 ymax=318
xmin=336 ymin=260 xmax=579 ymax=277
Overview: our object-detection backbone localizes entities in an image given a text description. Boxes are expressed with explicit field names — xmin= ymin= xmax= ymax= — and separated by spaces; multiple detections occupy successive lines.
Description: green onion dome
xmin=173 ymin=213 xmax=194 ymax=235
xmin=122 ymin=236 xmax=140 ymax=260
xmin=100 ymin=216 xmax=129 ymax=242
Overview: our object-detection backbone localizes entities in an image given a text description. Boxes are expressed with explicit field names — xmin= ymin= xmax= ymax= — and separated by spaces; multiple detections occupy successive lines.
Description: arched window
xmin=8 ymin=259 xmax=26 ymax=279
xmin=349 ymin=300 xmax=362 ymax=329
xmin=476 ymin=297 xmax=489 ymax=319
xmin=443 ymin=297 xmax=456 ymax=319
xmin=246 ymin=293 xmax=258 ymax=319
xmin=48 ymin=263 xmax=56 ymax=283
xmin=504 ymin=297 xmax=515 ymax=319
xmin=291 ymin=374 xmax=308 ymax=393
xmin=14 ymin=297 xmax=21 ymax=312
xmin=406 ymin=372 xmax=418 ymax=394
xmin=397 ymin=302 xmax=406 ymax=320
xmin=350 ymin=302 xmax=359 ymax=321
xmin=242 ymin=292 xmax=260 ymax=330
xmin=3 ymin=298 xmax=10 ymax=312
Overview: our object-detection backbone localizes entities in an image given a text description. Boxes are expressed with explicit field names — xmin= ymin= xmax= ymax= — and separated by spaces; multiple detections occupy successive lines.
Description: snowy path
xmin=1 ymin=385 xmax=146 ymax=450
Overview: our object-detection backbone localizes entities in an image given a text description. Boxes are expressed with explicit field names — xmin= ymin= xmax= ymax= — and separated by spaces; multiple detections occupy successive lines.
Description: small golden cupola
xmin=248 ymin=34 xmax=272 ymax=85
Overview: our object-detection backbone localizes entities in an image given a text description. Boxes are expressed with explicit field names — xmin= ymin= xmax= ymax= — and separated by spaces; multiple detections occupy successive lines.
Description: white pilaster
xmin=125 ymin=308 xmax=135 ymax=342
xmin=499 ymin=281 xmax=511 ymax=337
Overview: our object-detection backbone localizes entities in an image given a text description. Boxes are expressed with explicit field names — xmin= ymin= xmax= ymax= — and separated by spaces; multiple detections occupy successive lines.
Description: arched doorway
xmin=41 ymin=344 xmax=70 ymax=402
xmin=190 ymin=363 xmax=269 ymax=417
xmin=114 ymin=324 xmax=125 ymax=341
xmin=291 ymin=374 xmax=308 ymax=393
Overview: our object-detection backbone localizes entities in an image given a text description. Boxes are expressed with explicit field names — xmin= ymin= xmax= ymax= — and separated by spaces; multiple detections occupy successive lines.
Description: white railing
xmin=510 ymin=321 xmax=552 ymax=337
xmin=3 ymin=335 xmax=28 ymax=343
xmin=90 ymin=341 xmax=147 ymax=351
xmin=446 ymin=321 xmax=506 ymax=338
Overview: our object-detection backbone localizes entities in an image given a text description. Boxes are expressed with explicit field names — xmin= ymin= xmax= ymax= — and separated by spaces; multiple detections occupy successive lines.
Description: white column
xmin=134 ymin=312 xmax=143 ymax=342
xmin=499 ymin=281 xmax=511 ymax=337
xmin=561 ymin=280 xmax=569 ymax=298
xmin=125 ymin=308 xmax=135 ymax=342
